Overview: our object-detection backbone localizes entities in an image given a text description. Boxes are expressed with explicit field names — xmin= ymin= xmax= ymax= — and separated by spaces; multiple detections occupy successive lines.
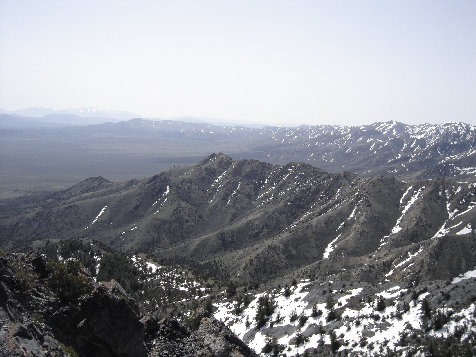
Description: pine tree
xmin=376 ymin=296 xmax=386 ymax=312
xmin=422 ymin=298 xmax=432 ymax=318
xmin=326 ymin=293 xmax=335 ymax=310
xmin=330 ymin=331 xmax=340 ymax=353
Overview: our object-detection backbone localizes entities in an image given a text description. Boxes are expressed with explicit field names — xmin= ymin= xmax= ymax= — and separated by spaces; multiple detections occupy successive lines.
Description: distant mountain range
xmin=0 ymin=107 xmax=137 ymax=121
xmin=1 ymin=117 xmax=475 ymax=198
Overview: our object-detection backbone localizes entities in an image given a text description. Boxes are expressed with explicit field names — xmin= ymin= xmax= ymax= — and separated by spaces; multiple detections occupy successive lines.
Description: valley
xmin=1 ymin=117 xmax=475 ymax=198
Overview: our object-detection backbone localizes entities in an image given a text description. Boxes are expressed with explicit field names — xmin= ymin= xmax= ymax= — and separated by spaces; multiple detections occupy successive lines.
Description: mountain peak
xmin=209 ymin=152 xmax=230 ymax=159
xmin=200 ymin=152 xmax=233 ymax=165
xmin=59 ymin=176 xmax=112 ymax=199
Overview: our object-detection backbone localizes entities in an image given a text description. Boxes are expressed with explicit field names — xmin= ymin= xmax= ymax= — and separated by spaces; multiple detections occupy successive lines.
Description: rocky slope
xmin=1 ymin=154 xmax=475 ymax=286
xmin=0 ymin=250 xmax=255 ymax=357
xmin=3 ymin=241 xmax=475 ymax=356
xmin=215 ymin=275 xmax=476 ymax=356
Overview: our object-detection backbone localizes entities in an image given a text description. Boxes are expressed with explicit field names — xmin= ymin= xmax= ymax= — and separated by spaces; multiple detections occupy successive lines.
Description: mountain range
xmin=0 ymin=107 xmax=136 ymax=122
xmin=2 ymin=116 xmax=476 ymax=355
xmin=1 ymin=117 xmax=475 ymax=198
xmin=2 ymin=153 xmax=475 ymax=286
xmin=1 ymin=153 xmax=476 ymax=356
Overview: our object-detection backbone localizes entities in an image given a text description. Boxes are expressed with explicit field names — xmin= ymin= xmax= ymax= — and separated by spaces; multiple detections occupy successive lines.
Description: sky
xmin=0 ymin=0 xmax=475 ymax=126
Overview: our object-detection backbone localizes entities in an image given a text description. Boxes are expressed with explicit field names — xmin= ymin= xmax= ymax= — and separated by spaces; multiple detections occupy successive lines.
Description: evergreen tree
xmin=326 ymin=293 xmax=335 ymax=310
xmin=376 ymin=296 xmax=386 ymax=311
xmin=422 ymin=298 xmax=432 ymax=318
xmin=330 ymin=331 xmax=340 ymax=353
xmin=255 ymin=295 xmax=275 ymax=328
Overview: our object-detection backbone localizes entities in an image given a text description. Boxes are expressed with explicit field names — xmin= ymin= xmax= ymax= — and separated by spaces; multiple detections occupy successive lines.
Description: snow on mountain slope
xmin=214 ymin=277 xmax=476 ymax=356
xmin=2 ymin=154 xmax=476 ymax=285
xmin=114 ymin=119 xmax=476 ymax=181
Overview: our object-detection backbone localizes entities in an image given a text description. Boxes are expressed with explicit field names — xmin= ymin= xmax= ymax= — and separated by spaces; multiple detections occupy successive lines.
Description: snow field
xmin=215 ymin=276 xmax=476 ymax=356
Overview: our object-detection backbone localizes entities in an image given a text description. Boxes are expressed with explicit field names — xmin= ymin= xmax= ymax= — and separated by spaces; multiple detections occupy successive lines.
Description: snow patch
xmin=323 ymin=234 xmax=342 ymax=259
xmin=85 ymin=205 xmax=107 ymax=229
xmin=456 ymin=223 xmax=472 ymax=235
xmin=452 ymin=267 xmax=476 ymax=284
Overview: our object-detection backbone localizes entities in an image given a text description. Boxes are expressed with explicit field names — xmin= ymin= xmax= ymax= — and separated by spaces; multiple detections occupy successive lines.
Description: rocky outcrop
xmin=0 ymin=251 xmax=67 ymax=356
xmin=0 ymin=252 xmax=147 ymax=356
xmin=144 ymin=316 xmax=256 ymax=357
xmin=0 ymin=251 xmax=255 ymax=356
xmin=194 ymin=316 xmax=256 ymax=357
xmin=78 ymin=285 xmax=146 ymax=356
xmin=48 ymin=284 xmax=147 ymax=357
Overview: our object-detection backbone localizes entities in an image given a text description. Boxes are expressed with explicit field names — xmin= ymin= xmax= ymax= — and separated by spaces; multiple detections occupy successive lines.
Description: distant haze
xmin=0 ymin=0 xmax=475 ymax=126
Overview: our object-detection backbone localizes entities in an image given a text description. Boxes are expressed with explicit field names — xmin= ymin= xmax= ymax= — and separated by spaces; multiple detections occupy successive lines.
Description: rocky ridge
xmin=1 ymin=154 xmax=475 ymax=286
xmin=0 ymin=251 xmax=255 ymax=357
xmin=3 ymin=241 xmax=475 ymax=356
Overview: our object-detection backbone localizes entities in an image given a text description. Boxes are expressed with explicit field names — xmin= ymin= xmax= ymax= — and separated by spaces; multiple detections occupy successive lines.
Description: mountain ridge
xmin=2 ymin=154 xmax=474 ymax=286
xmin=1 ymin=119 xmax=475 ymax=199
xmin=1 ymin=153 xmax=476 ymax=356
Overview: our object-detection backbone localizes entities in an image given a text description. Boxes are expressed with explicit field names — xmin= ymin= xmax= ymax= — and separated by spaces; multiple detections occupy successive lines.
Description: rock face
xmin=0 ymin=251 xmax=147 ymax=356
xmin=48 ymin=284 xmax=147 ymax=357
xmin=0 ymin=252 xmax=67 ymax=356
xmin=145 ymin=316 xmax=256 ymax=357
xmin=78 ymin=286 xmax=146 ymax=357
xmin=194 ymin=316 xmax=256 ymax=357
xmin=0 ymin=251 xmax=255 ymax=356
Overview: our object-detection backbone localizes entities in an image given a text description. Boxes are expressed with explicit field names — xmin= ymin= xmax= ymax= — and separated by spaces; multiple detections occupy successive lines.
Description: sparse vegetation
xmin=330 ymin=331 xmax=340 ymax=353
xmin=226 ymin=282 xmax=237 ymax=297
xmin=421 ymin=298 xmax=432 ymax=319
xmin=432 ymin=310 xmax=449 ymax=331
xmin=262 ymin=337 xmax=284 ymax=356
xmin=299 ymin=314 xmax=308 ymax=327
xmin=255 ymin=295 xmax=276 ymax=328
xmin=184 ymin=307 xmax=206 ymax=330
xmin=96 ymin=252 xmax=141 ymax=293
xmin=326 ymin=293 xmax=335 ymax=310
xmin=327 ymin=308 xmax=338 ymax=322
xmin=46 ymin=259 xmax=92 ymax=302
xmin=290 ymin=310 xmax=298 ymax=322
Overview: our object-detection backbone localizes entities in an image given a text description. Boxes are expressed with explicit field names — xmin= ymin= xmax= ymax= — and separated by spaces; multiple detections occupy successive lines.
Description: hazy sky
xmin=0 ymin=0 xmax=475 ymax=126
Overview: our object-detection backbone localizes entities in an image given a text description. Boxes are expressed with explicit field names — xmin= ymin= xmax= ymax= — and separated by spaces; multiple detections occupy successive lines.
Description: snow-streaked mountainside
xmin=121 ymin=119 xmax=476 ymax=181
xmin=13 ymin=238 xmax=476 ymax=356
xmin=1 ymin=151 xmax=476 ymax=355
xmin=1 ymin=118 xmax=475 ymax=196
xmin=2 ymin=154 xmax=475 ymax=286
xmin=214 ymin=276 xmax=476 ymax=356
